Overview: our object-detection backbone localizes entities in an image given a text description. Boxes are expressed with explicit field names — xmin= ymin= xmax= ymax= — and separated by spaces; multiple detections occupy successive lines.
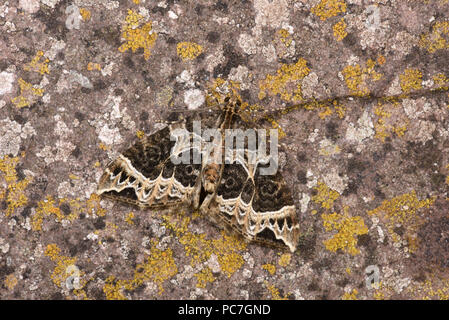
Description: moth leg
xmin=199 ymin=193 xmax=215 ymax=216
xmin=192 ymin=178 xmax=202 ymax=209
xmin=199 ymin=162 xmax=221 ymax=215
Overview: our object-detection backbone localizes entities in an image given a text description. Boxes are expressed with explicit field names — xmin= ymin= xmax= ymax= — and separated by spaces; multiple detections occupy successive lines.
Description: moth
xmin=97 ymin=97 xmax=300 ymax=252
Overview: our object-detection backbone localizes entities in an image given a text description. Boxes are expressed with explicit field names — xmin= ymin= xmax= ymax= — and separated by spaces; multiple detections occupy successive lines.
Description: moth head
xmin=202 ymin=163 xmax=220 ymax=193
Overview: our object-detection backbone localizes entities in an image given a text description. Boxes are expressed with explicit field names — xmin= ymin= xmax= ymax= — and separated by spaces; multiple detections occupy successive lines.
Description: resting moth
xmin=97 ymin=97 xmax=300 ymax=252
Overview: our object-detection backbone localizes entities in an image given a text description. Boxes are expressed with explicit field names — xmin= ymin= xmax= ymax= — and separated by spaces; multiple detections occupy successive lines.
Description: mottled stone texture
xmin=1 ymin=0 xmax=449 ymax=300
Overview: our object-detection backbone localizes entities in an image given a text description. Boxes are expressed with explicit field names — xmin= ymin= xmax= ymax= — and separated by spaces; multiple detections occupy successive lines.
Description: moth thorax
xmin=203 ymin=163 xmax=220 ymax=193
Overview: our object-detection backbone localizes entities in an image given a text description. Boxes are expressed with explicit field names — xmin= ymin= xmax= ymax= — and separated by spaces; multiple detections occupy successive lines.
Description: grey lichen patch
xmin=253 ymin=0 xmax=290 ymax=29
xmin=67 ymin=70 xmax=93 ymax=89
xmin=345 ymin=110 xmax=375 ymax=145
xmin=41 ymin=0 xmax=62 ymax=9
xmin=0 ymin=71 xmax=15 ymax=96
xmin=0 ymin=118 xmax=35 ymax=157
xmin=36 ymin=115 xmax=76 ymax=164
xmin=184 ymin=88 xmax=205 ymax=110
xmin=155 ymin=86 xmax=174 ymax=108
xmin=18 ymin=0 xmax=40 ymax=14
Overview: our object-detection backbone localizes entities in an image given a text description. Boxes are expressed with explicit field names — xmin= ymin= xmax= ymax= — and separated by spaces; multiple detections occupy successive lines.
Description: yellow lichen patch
xmin=164 ymin=214 xmax=211 ymax=265
xmin=342 ymin=288 xmax=358 ymax=300
xmin=31 ymin=196 xmax=82 ymax=231
xmin=103 ymin=276 xmax=126 ymax=300
xmin=264 ymin=281 xmax=289 ymax=300
xmin=206 ymin=79 xmax=251 ymax=124
xmin=69 ymin=174 xmax=79 ymax=180
xmin=125 ymin=212 xmax=135 ymax=225
xmin=5 ymin=178 xmax=31 ymax=216
xmin=277 ymin=28 xmax=292 ymax=47
xmin=56 ymin=194 xmax=105 ymax=222
xmin=103 ymin=243 xmax=178 ymax=299
xmin=45 ymin=244 xmax=86 ymax=291
xmin=264 ymin=116 xmax=287 ymax=139
xmin=57 ymin=199 xmax=79 ymax=219
xmin=342 ymin=65 xmax=368 ymax=96
xmin=373 ymin=101 xmax=409 ymax=142
xmin=392 ymin=123 xmax=407 ymax=137
xmin=85 ymin=193 xmax=106 ymax=217
xmin=0 ymin=155 xmax=19 ymax=184
xmin=278 ymin=253 xmax=291 ymax=267
xmin=333 ymin=18 xmax=347 ymax=41
xmin=205 ymin=78 xmax=263 ymax=128
xmin=32 ymin=196 xmax=92 ymax=231
xmin=212 ymin=232 xmax=246 ymax=277
xmin=259 ymin=58 xmax=310 ymax=103
xmin=311 ymin=0 xmax=347 ymax=21
xmin=312 ymin=181 xmax=340 ymax=210
xmin=432 ymin=73 xmax=449 ymax=90
xmin=24 ymin=51 xmax=49 ymax=75
xmin=11 ymin=78 xmax=45 ymax=108
xmin=374 ymin=108 xmax=389 ymax=141
xmin=0 ymin=155 xmax=31 ymax=216
xmin=163 ymin=213 xmax=247 ymax=278
xmin=87 ymin=62 xmax=101 ymax=71
xmin=364 ymin=58 xmax=382 ymax=78
xmin=1 ymin=157 xmax=106 ymax=225
xmin=321 ymin=208 xmax=368 ymax=255
xmin=274 ymin=28 xmax=294 ymax=58
xmin=136 ymin=130 xmax=145 ymax=139
xmin=419 ymin=21 xmax=449 ymax=53
xmin=262 ymin=263 xmax=276 ymax=275
xmin=342 ymin=59 xmax=382 ymax=97
xmin=177 ymin=42 xmax=204 ymax=61
xmin=377 ymin=55 xmax=386 ymax=65
xmin=131 ymin=245 xmax=178 ymax=294
xmin=400 ymin=68 xmax=423 ymax=93
xmin=318 ymin=106 xmax=333 ymax=119
xmin=319 ymin=141 xmax=341 ymax=157
xmin=302 ymin=99 xmax=346 ymax=120
xmin=407 ymin=275 xmax=449 ymax=300
xmin=4 ymin=274 xmax=18 ymax=290
xmin=333 ymin=101 xmax=347 ymax=119
xmin=206 ymin=78 xmax=238 ymax=105
xmin=371 ymin=281 xmax=395 ymax=300
xmin=98 ymin=142 xmax=109 ymax=151
xmin=368 ymin=191 xmax=435 ymax=252
xmin=156 ymin=85 xmax=174 ymax=107
xmin=31 ymin=196 xmax=76 ymax=231
xmin=194 ymin=267 xmax=215 ymax=288
xmin=79 ymin=8 xmax=91 ymax=21
xmin=118 ymin=9 xmax=158 ymax=60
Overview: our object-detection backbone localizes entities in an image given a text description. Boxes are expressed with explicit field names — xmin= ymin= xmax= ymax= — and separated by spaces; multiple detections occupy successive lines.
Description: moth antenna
xmin=166 ymin=107 xmax=214 ymax=113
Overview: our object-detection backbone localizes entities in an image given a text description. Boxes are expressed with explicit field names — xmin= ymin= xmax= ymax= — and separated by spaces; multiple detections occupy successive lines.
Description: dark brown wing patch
xmin=206 ymin=158 xmax=300 ymax=252
xmin=97 ymin=124 xmax=201 ymax=209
